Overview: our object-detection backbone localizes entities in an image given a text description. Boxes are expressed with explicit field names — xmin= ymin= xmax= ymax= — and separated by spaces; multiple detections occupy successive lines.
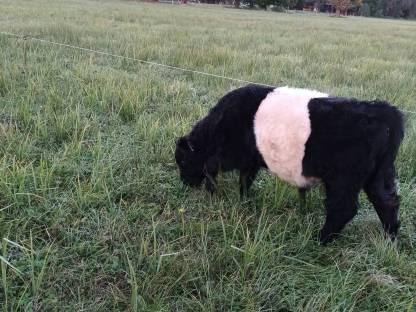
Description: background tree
xmin=285 ymin=0 xmax=298 ymax=9
xmin=361 ymin=0 xmax=416 ymax=17
xmin=401 ymin=0 xmax=416 ymax=17
xmin=329 ymin=0 xmax=351 ymax=15
xmin=256 ymin=0 xmax=271 ymax=9
xmin=234 ymin=0 xmax=415 ymax=17
xmin=293 ymin=0 xmax=305 ymax=9
xmin=360 ymin=2 xmax=371 ymax=15
xmin=375 ymin=0 xmax=387 ymax=16
xmin=352 ymin=0 xmax=363 ymax=7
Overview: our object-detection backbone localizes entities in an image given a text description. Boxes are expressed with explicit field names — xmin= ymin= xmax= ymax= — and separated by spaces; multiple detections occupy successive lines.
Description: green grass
xmin=0 ymin=0 xmax=416 ymax=310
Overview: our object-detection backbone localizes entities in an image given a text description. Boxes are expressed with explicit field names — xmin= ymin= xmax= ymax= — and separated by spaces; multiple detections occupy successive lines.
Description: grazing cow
xmin=175 ymin=85 xmax=404 ymax=244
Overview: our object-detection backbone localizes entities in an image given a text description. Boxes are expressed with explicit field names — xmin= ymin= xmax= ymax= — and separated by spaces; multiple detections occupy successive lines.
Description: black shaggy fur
xmin=303 ymin=97 xmax=404 ymax=243
xmin=175 ymin=85 xmax=404 ymax=244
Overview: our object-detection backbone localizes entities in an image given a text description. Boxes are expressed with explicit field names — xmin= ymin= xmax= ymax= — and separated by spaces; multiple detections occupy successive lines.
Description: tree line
xmin=196 ymin=0 xmax=416 ymax=18
xmin=358 ymin=0 xmax=416 ymax=18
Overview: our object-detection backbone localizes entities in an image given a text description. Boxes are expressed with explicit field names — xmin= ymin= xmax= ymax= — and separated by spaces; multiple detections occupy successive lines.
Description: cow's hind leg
xmin=364 ymin=166 xmax=400 ymax=239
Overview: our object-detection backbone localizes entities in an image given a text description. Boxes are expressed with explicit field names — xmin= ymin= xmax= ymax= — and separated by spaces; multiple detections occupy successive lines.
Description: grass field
xmin=1 ymin=0 xmax=416 ymax=310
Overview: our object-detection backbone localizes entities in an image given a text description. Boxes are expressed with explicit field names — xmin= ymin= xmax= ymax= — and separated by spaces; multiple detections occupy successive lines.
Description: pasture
xmin=0 ymin=0 xmax=416 ymax=310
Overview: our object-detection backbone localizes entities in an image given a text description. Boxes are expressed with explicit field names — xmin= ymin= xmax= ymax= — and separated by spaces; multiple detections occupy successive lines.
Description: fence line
xmin=0 ymin=31 xmax=277 ymax=88
xmin=1 ymin=31 xmax=415 ymax=116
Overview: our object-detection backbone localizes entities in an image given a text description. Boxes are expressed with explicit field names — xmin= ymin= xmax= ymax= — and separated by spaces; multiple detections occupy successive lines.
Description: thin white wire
xmin=1 ymin=31 xmax=415 ymax=116
xmin=0 ymin=31 xmax=276 ymax=88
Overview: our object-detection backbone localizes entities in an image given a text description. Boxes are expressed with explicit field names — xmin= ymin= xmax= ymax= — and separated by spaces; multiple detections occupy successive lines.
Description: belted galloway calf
xmin=175 ymin=85 xmax=404 ymax=244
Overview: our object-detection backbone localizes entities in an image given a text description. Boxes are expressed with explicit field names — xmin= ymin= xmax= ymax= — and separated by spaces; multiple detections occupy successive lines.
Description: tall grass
xmin=0 ymin=0 xmax=415 ymax=310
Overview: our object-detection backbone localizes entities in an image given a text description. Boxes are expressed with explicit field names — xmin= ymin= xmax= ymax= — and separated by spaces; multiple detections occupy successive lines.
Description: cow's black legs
xmin=364 ymin=166 xmax=400 ymax=239
xmin=204 ymin=157 xmax=219 ymax=194
xmin=319 ymin=181 xmax=361 ymax=245
xmin=239 ymin=168 xmax=259 ymax=197
xmin=298 ymin=187 xmax=307 ymax=201
xmin=298 ymin=187 xmax=308 ymax=208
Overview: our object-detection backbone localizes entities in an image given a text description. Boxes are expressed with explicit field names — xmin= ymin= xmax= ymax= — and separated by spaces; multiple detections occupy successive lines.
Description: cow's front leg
xmin=204 ymin=157 xmax=219 ymax=194
xmin=239 ymin=167 xmax=259 ymax=197
xmin=319 ymin=180 xmax=360 ymax=245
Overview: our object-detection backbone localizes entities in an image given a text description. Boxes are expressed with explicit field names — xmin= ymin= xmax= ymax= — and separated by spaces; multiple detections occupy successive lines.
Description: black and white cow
xmin=175 ymin=85 xmax=404 ymax=244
